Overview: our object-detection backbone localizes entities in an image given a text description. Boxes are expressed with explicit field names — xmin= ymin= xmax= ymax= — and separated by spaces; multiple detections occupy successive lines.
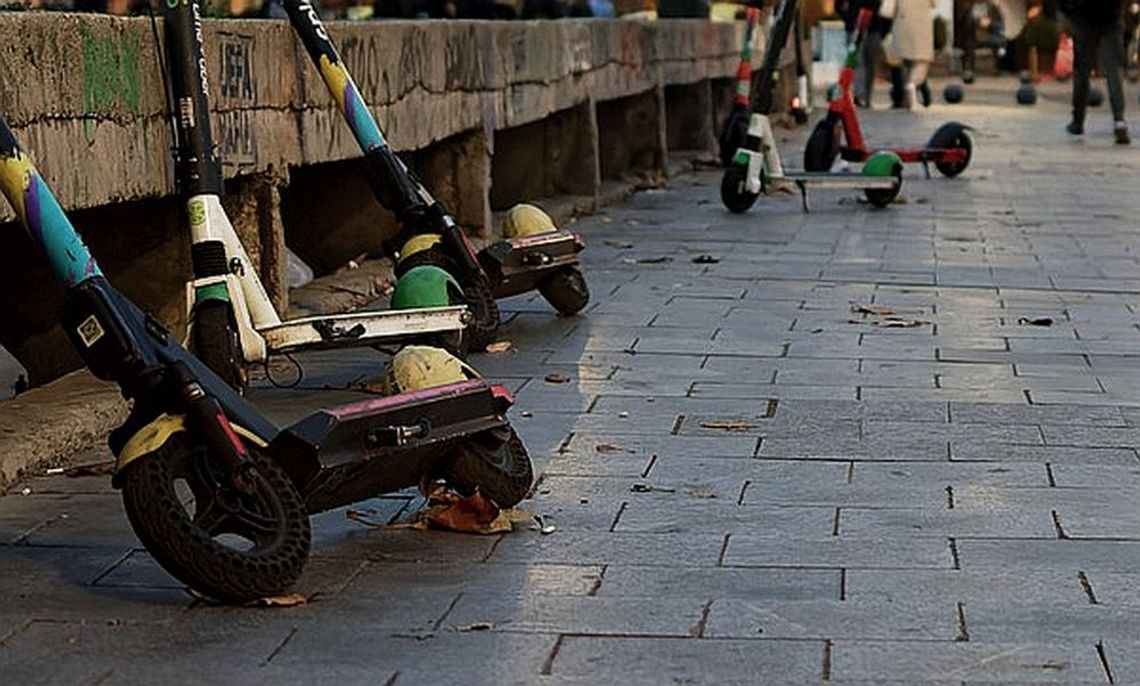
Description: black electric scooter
xmin=281 ymin=0 xmax=590 ymax=347
xmin=161 ymin=2 xmax=470 ymax=394
xmin=718 ymin=0 xmax=811 ymax=167
xmin=0 ymin=115 xmax=531 ymax=603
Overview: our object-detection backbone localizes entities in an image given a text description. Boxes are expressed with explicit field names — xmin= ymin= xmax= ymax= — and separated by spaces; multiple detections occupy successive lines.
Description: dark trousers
xmin=1072 ymin=19 xmax=1127 ymax=124
xmin=853 ymin=30 xmax=882 ymax=104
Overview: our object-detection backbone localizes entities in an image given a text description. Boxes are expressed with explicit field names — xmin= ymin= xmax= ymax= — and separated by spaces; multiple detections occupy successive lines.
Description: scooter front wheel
xmin=120 ymin=433 xmax=311 ymax=603
xmin=537 ymin=266 xmax=590 ymax=316
xmin=445 ymin=426 xmax=533 ymax=508
xmin=720 ymin=166 xmax=759 ymax=214
xmin=718 ymin=108 xmax=750 ymax=168
xmin=191 ymin=300 xmax=247 ymax=394
xmin=927 ymin=123 xmax=973 ymax=178
xmin=804 ymin=116 xmax=842 ymax=172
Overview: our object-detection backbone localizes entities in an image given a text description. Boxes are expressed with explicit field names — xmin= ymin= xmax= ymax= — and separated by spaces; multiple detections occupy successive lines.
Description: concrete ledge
xmin=0 ymin=370 xmax=128 ymax=489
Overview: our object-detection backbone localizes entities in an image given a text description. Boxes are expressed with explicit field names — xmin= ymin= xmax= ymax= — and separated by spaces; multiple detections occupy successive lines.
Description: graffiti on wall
xmin=216 ymin=32 xmax=257 ymax=168
xmin=79 ymin=23 xmax=142 ymax=142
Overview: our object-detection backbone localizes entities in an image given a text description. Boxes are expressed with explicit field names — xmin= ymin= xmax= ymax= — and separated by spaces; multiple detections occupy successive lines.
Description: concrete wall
xmin=0 ymin=15 xmax=788 ymax=384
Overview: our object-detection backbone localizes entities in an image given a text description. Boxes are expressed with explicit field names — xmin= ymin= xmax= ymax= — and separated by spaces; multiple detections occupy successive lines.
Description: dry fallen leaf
xmin=595 ymin=443 xmax=635 ymax=454
xmin=872 ymin=318 xmax=924 ymax=328
xmin=631 ymin=483 xmax=677 ymax=494
xmin=426 ymin=491 xmax=513 ymax=535
xmin=544 ymin=373 xmax=571 ymax=384
xmin=374 ymin=277 xmax=395 ymax=296
xmin=698 ymin=420 xmax=755 ymax=432
xmin=485 ymin=341 xmax=513 ymax=354
xmin=247 ymin=593 xmax=309 ymax=608
xmin=851 ymin=303 xmax=895 ymax=316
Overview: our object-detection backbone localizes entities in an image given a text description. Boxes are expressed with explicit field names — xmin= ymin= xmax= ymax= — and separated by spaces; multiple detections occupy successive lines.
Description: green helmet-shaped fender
xmin=862 ymin=151 xmax=903 ymax=178
xmin=391 ymin=265 xmax=462 ymax=309
xmin=381 ymin=345 xmax=481 ymax=395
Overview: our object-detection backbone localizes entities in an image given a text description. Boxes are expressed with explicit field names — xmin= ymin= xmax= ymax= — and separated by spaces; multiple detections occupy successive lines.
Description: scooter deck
xmin=269 ymin=379 xmax=512 ymax=513
xmin=259 ymin=306 xmax=469 ymax=354
xmin=776 ymin=173 xmax=898 ymax=190
xmin=480 ymin=230 xmax=585 ymax=299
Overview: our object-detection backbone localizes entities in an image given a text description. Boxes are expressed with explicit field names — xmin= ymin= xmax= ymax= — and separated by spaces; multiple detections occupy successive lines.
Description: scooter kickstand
xmin=921 ymin=160 xmax=932 ymax=180
xmin=796 ymin=180 xmax=810 ymax=212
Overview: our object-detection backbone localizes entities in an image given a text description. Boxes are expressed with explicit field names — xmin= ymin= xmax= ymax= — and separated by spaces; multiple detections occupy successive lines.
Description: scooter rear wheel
xmin=445 ymin=426 xmax=533 ymax=508
xmin=121 ymin=433 xmax=311 ymax=604
xmin=192 ymin=300 xmax=247 ymax=394
xmin=720 ymin=165 xmax=759 ymax=214
xmin=804 ymin=116 xmax=842 ymax=172
xmin=537 ymin=266 xmax=590 ymax=316
xmin=718 ymin=108 xmax=750 ymax=168
xmin=864 ymin=169 xmax=903 ymax=208
xmin=463 ymin=279 xmax=502 ymax=350
xmin=927 ymin=124 xmax=973 ymax=178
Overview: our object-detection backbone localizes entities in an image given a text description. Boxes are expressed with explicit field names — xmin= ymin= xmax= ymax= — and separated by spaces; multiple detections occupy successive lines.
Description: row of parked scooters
xmin=0 ymin=1 xmax=590 ymax=602
xmin=718 ymin=0 xmax=975 ymax=214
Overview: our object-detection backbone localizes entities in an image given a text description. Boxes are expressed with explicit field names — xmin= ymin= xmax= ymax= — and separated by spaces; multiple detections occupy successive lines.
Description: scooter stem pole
xmin=733 ymin=7 xmax=762 ymax=107
xmin=281 ymin=0 xmax=432 ymax=222
xmin=163 ymin=0 xmax=224 ymax=197
xmin=751 ymin=0 xmax=799 ymax=115
xmin=0 ymin=116 xmax=102 ymax=288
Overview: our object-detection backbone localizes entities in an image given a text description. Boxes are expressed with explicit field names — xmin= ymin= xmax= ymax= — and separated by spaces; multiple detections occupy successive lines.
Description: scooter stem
xmin=0 ymin=118 xmax=102 ymax=288
xmin=281 ymin=0 xmax=487 ymax=277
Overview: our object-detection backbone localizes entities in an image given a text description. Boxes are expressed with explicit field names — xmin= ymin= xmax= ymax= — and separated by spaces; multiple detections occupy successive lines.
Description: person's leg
xmin=860 ymin=31 xmax=882 ymax=105
xmin=854 ymin=34 xmax=871 ymax=105
xmin=1071 ymin=20 xmax=1097 ymax=132
xmin=905 ymin=60 xmax=930 ymax=110
xmin=1100 ymin=24 xmax=1128 ymax=122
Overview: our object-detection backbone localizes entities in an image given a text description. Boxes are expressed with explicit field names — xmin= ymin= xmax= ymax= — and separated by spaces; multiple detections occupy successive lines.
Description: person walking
xmin=887 ymin=0 xmax=936 ymax=110
xmin=836 ymin=0 xmax=892 ymax=107
xmin=1063 ymin=0 xmax=1130 ymax=144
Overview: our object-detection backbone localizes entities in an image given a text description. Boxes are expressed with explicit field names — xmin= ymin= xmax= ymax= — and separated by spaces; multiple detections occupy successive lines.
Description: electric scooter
xmin=161 ymin=2 xmax=469 ymax=394
xmin=720 ymin=0 xmax=903 ymax=214
xmin=803 ymin=8 xmax=973 ymax=178
xmin=0 ymin=116 xmax=532 ymax=603
xmin=282 ymin=0 xmax=590 ymax=347
xmin=718 ymin=0 xmax=811 ymax=167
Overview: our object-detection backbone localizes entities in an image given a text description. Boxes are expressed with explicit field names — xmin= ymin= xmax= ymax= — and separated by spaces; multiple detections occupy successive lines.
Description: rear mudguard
xmin=112 ymin=414 xmax=267 ymax=488
xmin=926 ymin=122 xmax=973 ymax=149
xmin=480 ymin=231 xmax=585 ymax=300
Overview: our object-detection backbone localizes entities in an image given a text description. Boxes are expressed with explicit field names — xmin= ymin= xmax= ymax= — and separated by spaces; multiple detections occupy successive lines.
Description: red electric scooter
xmin=804 ymin=8 xmax=974 ymax=179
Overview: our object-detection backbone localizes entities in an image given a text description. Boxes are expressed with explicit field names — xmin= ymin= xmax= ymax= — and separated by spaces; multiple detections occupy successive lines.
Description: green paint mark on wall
xmin=80 ymin=23 xmax=142 ymax=140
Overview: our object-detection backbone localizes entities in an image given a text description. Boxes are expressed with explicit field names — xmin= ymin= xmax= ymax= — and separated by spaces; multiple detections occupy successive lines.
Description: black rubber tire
xmin=431 ymin=329 xmax=471 ymax=360
xmin=927 ymin=123 xmax=973 ymax=178
xmin=191 ymin=300 xmax=247 ymax=394
xmin=463 ymin=278 xmax=501 ymax=351
xmin=719 ymin=165 xmax=759 ymax=214
xmin=804 ymin=116 xmax=842 ymax=172
xmin=864 ymin=165 xmax=903 ymax=208
xmin=120 ymin=434 xmax=311 ymax=604
xmin=445 ymin=426 xmax=534 ymax=508
xmin=718 ymin=108 xmax=750 ymax=168
xmin=537 ymin=267 xmax=590 ymax=316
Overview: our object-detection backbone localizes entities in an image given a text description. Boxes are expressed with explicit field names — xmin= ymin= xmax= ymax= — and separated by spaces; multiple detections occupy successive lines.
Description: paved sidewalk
xmin=5 ymin=79 xmax=1140 ymax=684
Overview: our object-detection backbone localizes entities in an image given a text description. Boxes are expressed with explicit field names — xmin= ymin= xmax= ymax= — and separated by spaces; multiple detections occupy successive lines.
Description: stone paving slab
xmin=6 ymin=78 xmax=1140 ymax=682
